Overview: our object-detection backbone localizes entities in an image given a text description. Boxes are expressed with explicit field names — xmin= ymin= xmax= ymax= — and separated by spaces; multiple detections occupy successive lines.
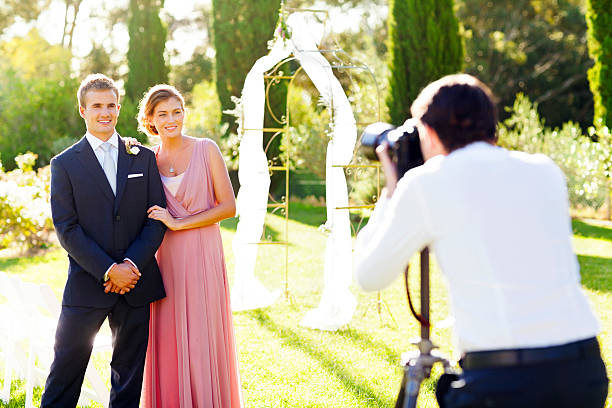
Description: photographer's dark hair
xmin=411 ymin=74 xmax=498 ymax=153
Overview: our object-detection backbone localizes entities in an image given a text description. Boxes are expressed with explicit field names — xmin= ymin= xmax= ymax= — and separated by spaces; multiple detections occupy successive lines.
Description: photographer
xmin=354 ymin=74 xmax=608 ymax=407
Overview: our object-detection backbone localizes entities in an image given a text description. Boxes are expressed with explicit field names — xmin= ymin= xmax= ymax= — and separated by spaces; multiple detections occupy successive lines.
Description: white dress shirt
xmin=354 ymin=142 xmax=600 ymax=353
xmin=85 ymin=131 xmax=119 ymax=176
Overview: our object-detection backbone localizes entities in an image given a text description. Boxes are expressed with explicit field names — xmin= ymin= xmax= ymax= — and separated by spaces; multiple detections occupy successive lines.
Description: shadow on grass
xmin=572 ymin=219 xmax=612 ymax=242
xmin=220 ymin=217 xmax=238 ymax=231
xmin=336 ymin=327 xmax=401 ymax=367
xmin=578 ymin=254 xmax=612 ymax=293
xmin=246 ymin=309 xmax=392 ymax=407
xmin=221 ymin=203 xmax=370 ymax=238
xmin=220 ymin=217 xmax=282 ymax=243
xmin=288 ymin=202 xmax=326 ymax=228
xmin=219 ymin=203 xmax=327 ymax=232
xmin=0 ymin=257 xmax=21 ymax=270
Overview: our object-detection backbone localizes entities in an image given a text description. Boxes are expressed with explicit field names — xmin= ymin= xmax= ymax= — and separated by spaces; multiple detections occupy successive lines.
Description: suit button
xmin=115 ymin=215 xmax=121 ymax=221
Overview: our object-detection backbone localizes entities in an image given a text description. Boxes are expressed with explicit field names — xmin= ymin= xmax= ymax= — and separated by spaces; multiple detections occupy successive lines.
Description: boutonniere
xmin=123 ymin=137 xmax=141 ymax=155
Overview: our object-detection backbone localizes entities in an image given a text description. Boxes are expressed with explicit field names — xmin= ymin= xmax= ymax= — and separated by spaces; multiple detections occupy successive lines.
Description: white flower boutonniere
xmin=123 ymin=137 xmax=141 ymax=155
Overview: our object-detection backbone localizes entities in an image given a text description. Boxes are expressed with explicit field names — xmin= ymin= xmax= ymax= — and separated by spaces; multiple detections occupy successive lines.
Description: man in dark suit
xmin=41 ymin=74 xmax=167 ymax=408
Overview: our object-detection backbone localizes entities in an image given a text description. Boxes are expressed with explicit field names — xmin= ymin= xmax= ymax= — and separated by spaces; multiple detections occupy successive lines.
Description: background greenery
xmin=586 ymin=0 xmax=612 ymax=129
xmin=386 ymin=0 xmax=463 ymax=125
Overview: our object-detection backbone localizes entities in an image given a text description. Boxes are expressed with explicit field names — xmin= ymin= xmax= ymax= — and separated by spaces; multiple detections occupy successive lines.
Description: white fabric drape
xmin=230 ymin=35 xmax=290 ymax=311
xmin=231 ymin=12 xmax=357 ymax=330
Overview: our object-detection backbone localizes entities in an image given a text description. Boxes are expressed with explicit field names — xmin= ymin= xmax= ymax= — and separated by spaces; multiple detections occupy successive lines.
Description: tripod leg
xmin=394 ymin=369 xmax=408 ymax=408
xmin=403 ymin=363 xmax=423 ymax=408
xmin=395 ymin=363 xmax=424 ymax=408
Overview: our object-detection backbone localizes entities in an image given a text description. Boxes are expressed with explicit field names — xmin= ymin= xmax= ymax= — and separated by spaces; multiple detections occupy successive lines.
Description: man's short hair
xmin=411 ymin=74 xmax=498 ymax=153
xmin=77 ymin=74 xmax=120 ymax=108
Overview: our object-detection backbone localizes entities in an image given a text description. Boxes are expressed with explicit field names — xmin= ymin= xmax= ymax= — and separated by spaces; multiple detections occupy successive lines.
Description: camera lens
xmin=359 ymin=122 xmax=396 ymax=161
xmin=359 ymin=120 xmax=424 ymax=179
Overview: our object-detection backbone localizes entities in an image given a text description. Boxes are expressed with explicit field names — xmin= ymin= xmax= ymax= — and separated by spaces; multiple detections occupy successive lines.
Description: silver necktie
xmin=100 ymin=142 xmax=116 ymax=195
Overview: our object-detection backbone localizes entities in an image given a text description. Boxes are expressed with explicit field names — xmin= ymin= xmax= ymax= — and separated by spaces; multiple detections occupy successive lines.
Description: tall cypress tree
xmin=125 ymin=0 xmax=168 ymax=101
xmin=120 ymin=0 xmax=168 ymax=140
xmin=586 ymin=0 xmax=612 ymax=129
xmin=212 ymin=0 xmax=281 ymax=132
xmin=386 ymin=0 xmax=463 ymax=125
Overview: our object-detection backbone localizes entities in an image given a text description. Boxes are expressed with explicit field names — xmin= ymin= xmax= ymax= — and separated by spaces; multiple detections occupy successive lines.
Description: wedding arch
xmin=230 ymin=8 xmax=381 ymax=331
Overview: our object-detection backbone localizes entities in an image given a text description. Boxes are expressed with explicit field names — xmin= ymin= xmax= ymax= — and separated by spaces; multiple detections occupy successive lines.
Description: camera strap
xmin=404 ymin=263 xmax=430 ymax=328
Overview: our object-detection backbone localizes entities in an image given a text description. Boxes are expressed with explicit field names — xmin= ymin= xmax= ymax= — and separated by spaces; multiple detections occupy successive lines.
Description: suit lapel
xmin=114 ymin=136 xmax=134 ymax=211
xmin=74 ymin=136 xmax=115 ymax=202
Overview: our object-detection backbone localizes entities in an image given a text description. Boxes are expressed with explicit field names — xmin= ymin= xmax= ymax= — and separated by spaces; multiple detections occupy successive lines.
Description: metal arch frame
xmin=241 ymin=7 xmax=388 ymax=313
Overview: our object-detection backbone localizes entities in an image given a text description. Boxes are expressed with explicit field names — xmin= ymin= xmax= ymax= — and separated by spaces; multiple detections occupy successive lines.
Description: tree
xmin=586 ymin=0 xmax=612 ymax=129
xmin=212 ymin=0 xmax=282 ymax=131
xmin=170 ymin=47 xmax=214 ymax=98
xmin=124 ymin=0 xmax=168 ymax=101
xmin=79 ymin=42 xmax=120 ymax=79
xmin=0 ymin=0 xmax=49 ymax=35
xmin=457 ymin=0 xmax=592 ymax=128
xmin=386 ymin=0 xmax=463 ymax=125
xmin=122 ymin=0 xmax=169 ymax=140
xmin=61 ymin=0 xmax=84 ymax=50
xmin=0 ymin=29 xmax=72 ymax=80
xmin=0 ymin=32 xmax=81 ymax=169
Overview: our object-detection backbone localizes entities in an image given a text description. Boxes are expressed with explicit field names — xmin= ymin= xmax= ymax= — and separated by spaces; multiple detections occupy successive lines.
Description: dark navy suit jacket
xmin=50 ymin=135 xmax=166 ymax=308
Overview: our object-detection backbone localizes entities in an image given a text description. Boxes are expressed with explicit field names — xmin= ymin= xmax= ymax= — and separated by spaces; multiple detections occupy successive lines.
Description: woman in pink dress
xmin=137 ymin=84 xmax=243 ymax=407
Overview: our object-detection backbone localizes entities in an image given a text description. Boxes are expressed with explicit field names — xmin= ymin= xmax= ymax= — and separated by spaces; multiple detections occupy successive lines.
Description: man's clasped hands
xmin=103 ymin=261 xmax=142 ymax=294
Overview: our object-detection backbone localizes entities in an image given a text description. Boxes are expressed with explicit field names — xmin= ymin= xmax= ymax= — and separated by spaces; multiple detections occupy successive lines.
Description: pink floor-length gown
xmin=142 ymin=138 xmax=243 ymax=408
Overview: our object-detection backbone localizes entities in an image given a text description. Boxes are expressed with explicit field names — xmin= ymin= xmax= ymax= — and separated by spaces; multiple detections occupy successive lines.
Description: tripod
xmin=395 ymin=247 xmax=455 ymax=408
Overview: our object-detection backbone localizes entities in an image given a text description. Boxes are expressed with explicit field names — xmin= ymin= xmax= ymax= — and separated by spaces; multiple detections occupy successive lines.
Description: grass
xmin=0 ymin=207 xmax=611 ymax=407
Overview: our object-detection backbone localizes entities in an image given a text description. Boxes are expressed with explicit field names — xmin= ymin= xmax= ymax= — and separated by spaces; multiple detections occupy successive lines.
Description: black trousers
xmin=436 ymin=340 xmax=609 ymax=408
xmin=40 ymin=297 xmax=150 ymax=408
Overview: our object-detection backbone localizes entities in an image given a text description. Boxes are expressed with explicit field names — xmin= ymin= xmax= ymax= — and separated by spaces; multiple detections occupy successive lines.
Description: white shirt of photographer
xmin=354 ymin=142 xmax=600 ymax=354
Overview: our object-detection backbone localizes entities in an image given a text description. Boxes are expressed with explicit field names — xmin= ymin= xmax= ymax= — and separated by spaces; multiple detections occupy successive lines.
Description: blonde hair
xmin=137 ymin=84 xmax=186 ymax=136
xmin=78 ymin=73 xmax=119 ymax=108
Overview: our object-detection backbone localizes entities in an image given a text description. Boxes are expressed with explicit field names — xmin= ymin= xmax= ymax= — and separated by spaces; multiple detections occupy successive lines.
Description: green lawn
xmin=1 ymin=204 xmax=611 ymax=407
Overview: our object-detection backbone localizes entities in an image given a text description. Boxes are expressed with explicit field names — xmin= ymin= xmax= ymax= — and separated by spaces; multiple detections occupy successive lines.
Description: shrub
xmin=0 ymin=152 xmax=53 ymax=250
xmin=498 ymin=94 xmax=610 ymax=210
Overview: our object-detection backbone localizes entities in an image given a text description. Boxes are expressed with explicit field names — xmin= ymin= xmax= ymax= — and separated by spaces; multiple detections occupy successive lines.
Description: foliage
xmin=283 ymin=72 xmax=382 ymax=204
xmin=0 ymin=0 xmax=49 ymax=34
xmin=0 ymin=35 xmax=83 ymax=169
xmin=170 ymin=47 xmax=214 ymax=98
xmin=585 ymin=0 xmax=612 ymax=129
xmin=284 ymin=87 xmax=331 ymax=179
xmin=59 ymin=0 xmax=84 ymax=50
xmin=115 ymin=97 xmax=142 ymax=142
xmin=212 ymin=0 xmax=281 ymax=132
xmin=124 ymin=0 xmax=169 ymax=142
xmin=125 ymin=0 xmax=168 ymax=102
xmin=184 ymin=79 xmax=224 ymax=143
xmin=386 ymin=0 xmax=464 ymax=125
xmin=457 ymin=0 xmax=593 ymax=129
xmin=0 ymin=153 xmax=53 ymax=250
xmin=0 ymin=29 xmax=72 ymax=80
xmin=286 ymin=0 xmax=386 ymax=7
xmin=79 ymin=42 xmax=121 ymax=79
xmin=498 ymin=94 xmax=611 ymax=210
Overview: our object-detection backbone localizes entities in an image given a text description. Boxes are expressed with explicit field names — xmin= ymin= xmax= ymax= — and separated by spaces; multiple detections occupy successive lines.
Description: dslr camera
xmin=360 ymin=119 xmax=424 ymax=178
